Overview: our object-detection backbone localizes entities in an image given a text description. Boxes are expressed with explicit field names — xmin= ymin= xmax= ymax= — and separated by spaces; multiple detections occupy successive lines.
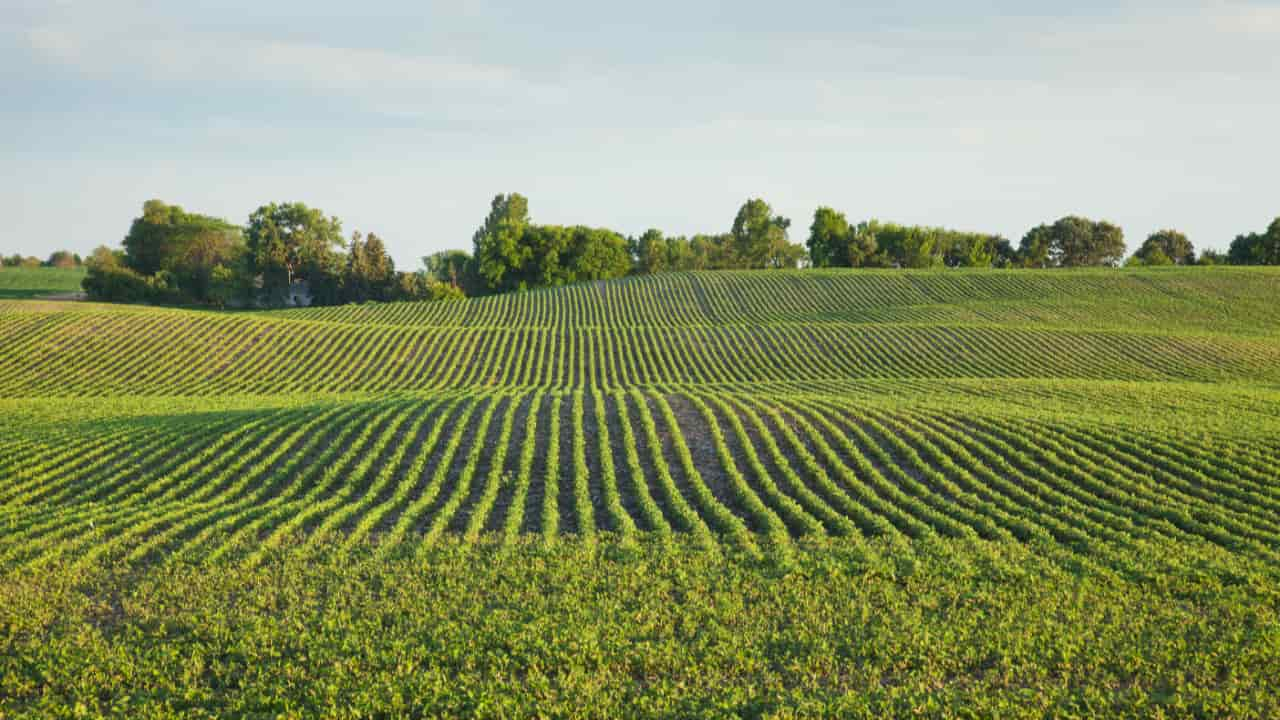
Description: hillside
xmin=3 ymin=267 xmax=1280 ymax=554
xmin=2 ymin=268 xmax=1279 ymax=717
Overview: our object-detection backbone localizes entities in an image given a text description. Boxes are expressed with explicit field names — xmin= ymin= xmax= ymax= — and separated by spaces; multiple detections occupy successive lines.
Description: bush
xmin=82 ymin=264 xmax=156 ymax=303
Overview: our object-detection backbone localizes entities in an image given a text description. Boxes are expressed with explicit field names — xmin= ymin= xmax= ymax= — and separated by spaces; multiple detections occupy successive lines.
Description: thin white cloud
xmin=248 ymin=41 xmax=517 ymax=93
xmin=22 ymin=20 xmax=540 ymax=102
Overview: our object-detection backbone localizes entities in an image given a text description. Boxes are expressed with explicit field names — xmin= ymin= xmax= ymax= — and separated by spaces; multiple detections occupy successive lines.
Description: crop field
xmin=0 ymin=267 xmax=86 ymax=300
xmin=2 ymin=267 xmax=1279 ymax=717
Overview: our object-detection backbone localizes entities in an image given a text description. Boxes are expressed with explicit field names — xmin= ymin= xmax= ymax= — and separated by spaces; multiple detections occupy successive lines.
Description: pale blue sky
xmin=4 ymin=0 xmax=1277 ymax=266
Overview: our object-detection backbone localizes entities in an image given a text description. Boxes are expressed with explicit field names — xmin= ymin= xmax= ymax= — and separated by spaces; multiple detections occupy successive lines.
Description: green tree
xmin=807 ymin=207 xmax=851 ymax=268
xmin=633 ymin=229 xmax=670 ymax=274
xmin=731 ymin=199 xmax=801 ymax=269
xmin=394 ymin=272 xmax=466 ymax=302
xmin=168 ymin=227 xmax=245 ymax=303
xmin=521 ymin=225 xmax=573 ymax=287
xmin=666 ymin=236 xmax=697 ymax=271
xmin=1019 ymin=217 xmax=1125 ymax=268
xmin=82 ymin=245 xmax=153 ymax=303
xmin=422 ymin=250 xmax=474 ymax=288
xmin=1134 ymin=230 xmax=1194 ymax=266
xmin=944 ymin=233 xmax=1005 ymax=268
xmin=122 ymin=200 xmax=241 ymax=277
xmin=45 ymin=251 xmax=78 ymax=268
xmin=567 ymin=227 xmax=631 ymax=281
xmin=1228 ymin=218 xmax=1280 ymax=265
xmin=1053 ymin=216 xmax=1125 ymax=267
xmin=1018 ymin=224 xmax=1054 ymax=268
xmin=245 ymin=202 xmax=344 ymax=305
xmin=992 ymin=238 xmax=1018 ymax=268
xmin=859 ymin=221 xmax=943 ymax=268
xmin=1198 ymin=249 xmax=1227 ymax=266
xmin=344 ymin=231 xmax=396 ymax=303
xmin=1127 ymin=248 xmax=1171 ymax=266
xmin=472 ymin=193 xmax=531 ymax=292
xmin=689 ymin=234 xmax=734 ymax=269
xmin=846 ymin=223 xmax=881 ymax=267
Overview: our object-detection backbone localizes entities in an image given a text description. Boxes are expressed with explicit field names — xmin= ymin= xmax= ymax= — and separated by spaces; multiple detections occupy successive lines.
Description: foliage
xmin=1135 ymin=229 xmax=1195 ymax=266
xmin=3 ymin=537 xmax=1279 ymax=718
xmin=43 ymin=250 xmax=80 ymax=268
xmin=472 ymin=193 xmax=533 ymax=292
xmin=92 ymin=200 xmax=249 ymax=305
xmin=1228 ymin=217 xmax=1280 ymax=265
xmin=1197 ymin=249 xmax=1228 ymax=266
xmin=731 ymin=198 xmax=803 ymax=269
xmin=806 ymin=207 xmax=852 ymax=267
xmin=245 ymin=201 xmax=346 ymax=305
xmin=469 ymin=194 xmax=635 ymax=292
xmin=395 ymin=271 xmax=466 ymax=302
xmin=422 ymin=249 xmax=482 ymax=294
xmin=342 ymin=231 xmax=397 ymax=303
xmin=122 ymin=199 xmax=242 ymax=279
xmin=807 ymin=211 xmax=1009 ymax=269
xmin=1019 ymin=216 xmax=1126 ymax=268
xmin=81 ymin=245 xmax=170 ymax=303
xmin=1126 ymin=248 xmax=1171 ymax=267
xmin=3 ymin=268 xmax=1280 ymax=716
xmin=3 ymin=254 xmax=43 ymax=268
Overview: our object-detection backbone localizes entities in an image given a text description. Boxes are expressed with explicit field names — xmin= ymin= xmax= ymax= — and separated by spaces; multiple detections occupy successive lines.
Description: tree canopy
xmin=470 ymin=194 xmax=641 ymax=292
xmin=1018 ymin=216 xmax=1126 ymax=268
xmin=806 ymin=207 xmax=851 ymax=268
xmin=731 ymin=199 xmax=802 ymax=269
xmin=1228 ymin=218 xmax=1280 ymax=266
xmin=1134 ymin=230 xmax=1195 ymax=266
xmin=85 ymin=199 xmax=458 ymax=308
xmin=245 ymin=202 xmax=346 ymax=303
xmin=807 ymin=210 xmax=1012 ymax=269
xmin=472 ymin=193 xmax=533 ymax=292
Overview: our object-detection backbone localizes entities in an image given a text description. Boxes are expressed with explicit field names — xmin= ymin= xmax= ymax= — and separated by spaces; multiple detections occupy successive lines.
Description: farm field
xmin=2 ymin=267 xmax=1280 ymax=717
xmin=0 ymin=266 xmax=86 ymax=300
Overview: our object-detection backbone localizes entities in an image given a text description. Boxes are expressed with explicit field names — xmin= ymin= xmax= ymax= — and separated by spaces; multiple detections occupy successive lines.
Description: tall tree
xmin=343 ymin=231 xmax=396 ymax=303
xmin=731 ymin=199 xmax=801 ymax=269
xmin=245 ymin=202 xmax=344 ymax=304
xmin=633 ymin=229 xmax=670 ymax=274
xmin=846 ymin=224 xmax=881 ymax=267
xmin=807 ymin=207 xmax=851 ymax=268
xmin=168 ymin=227 xmax=245 ymax=301
xmin=472 ymin=193 xmax=531 ymax=292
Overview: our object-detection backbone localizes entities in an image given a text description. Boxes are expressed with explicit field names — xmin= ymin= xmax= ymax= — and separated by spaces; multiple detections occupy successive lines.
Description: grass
xmin=1 ymin=267 xmax=1279 ymax=717
xmin=0 ymin=266 xmax=85 ymax=299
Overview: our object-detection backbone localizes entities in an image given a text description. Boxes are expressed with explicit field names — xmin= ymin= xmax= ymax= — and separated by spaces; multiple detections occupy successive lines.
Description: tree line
xmin=806 ymin=209 xmax=1277 ymax=269
xmin=2 ymin=251 xmax=84 ymax=269
xmin=83 ymin=200 xmax=462 ymax=307
xmin=74 ymin=195 xmax=1280 ymax=307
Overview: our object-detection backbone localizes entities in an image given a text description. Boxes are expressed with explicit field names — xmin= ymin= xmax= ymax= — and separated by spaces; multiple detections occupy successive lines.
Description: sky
xmin=3 ymin=0 xmax=1278 ymax=267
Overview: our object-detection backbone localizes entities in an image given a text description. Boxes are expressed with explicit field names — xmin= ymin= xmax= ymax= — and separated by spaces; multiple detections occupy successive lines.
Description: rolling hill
xmin=2 ymin=267 xmax=1278 ymax=717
